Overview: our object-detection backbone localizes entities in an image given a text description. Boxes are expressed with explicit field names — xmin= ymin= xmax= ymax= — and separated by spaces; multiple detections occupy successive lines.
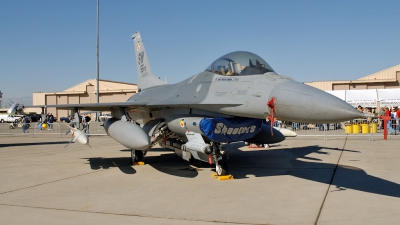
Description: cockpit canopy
xmin=205 ymin=51 xmax=275 ymax=76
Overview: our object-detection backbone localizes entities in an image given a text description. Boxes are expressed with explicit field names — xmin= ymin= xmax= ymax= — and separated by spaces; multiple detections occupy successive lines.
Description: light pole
xmin=96 ymin=0 xmax=100 ymax=121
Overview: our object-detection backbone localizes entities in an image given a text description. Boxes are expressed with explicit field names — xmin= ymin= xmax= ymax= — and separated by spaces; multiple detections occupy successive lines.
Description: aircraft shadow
xmin=84 ymin=143 xmax=400 ymax=198
xmin=83 ymin=154 xmax=202 ymax=178
xmin=225 ymin=143 xmax=400 ymax=198
xmin=139 ymin=153 xmax=206 ymax=178
xmin=83 ymin=157 xmax=136 ymax=175
xmin=0 ymin=141 xmax=70 ymax=147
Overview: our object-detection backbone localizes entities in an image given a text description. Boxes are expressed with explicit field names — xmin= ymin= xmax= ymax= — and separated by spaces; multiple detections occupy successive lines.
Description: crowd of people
xmin=357 ymin=105 xmax=399 ymax=135
xmin=35 ymin=113 xmax=55 ymax=131
xmin=11 ymin=113 xmax=54 ymax=133
xmin=10 ymin=112 xmax=97 ymax=134
xmin=14 ymin=112 xmax=65 ymax=133
xmin=377 ymin=106 xmax=400 ymax=135
xmin=283 ymin=105 xmax=399 ymax=134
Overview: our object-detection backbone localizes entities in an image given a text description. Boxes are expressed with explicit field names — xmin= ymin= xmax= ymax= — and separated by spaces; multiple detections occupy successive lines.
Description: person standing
xmin=83 ymin=114 xmax=91 ymax=134
xmin=82 ymin=114 xmax=86 ymax=126
xmin=396 ymin=107 xmax=400 ymax=132
xmin=48 ymin=113 xmax=54 ymax=130
xmin=385 ymin=107 xmax=396 ymax=135
xmin=378 ymin=107 xmax=385 ymax=129
xmin=21 ymin=116 xmax=29 ymax=133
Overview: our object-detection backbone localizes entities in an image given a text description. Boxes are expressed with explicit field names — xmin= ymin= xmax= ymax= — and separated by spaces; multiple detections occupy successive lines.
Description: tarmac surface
xmin=0 ymin=135 xmax=399 ymax=225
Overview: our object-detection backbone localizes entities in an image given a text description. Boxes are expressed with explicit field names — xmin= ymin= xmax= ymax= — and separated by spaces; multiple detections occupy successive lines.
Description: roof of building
xmin=306 ymin=64 xmax=399 ymax=84
xmin=63 ymin=79 xmax=138 ymax=93
xmin=358 ymin=64 xmax=400 ymax=81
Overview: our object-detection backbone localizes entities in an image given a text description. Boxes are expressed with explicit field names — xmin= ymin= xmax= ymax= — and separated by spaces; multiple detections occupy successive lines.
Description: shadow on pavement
xmin=0 ymin=141 xmax=70 ymax=147
xmin=227 ymin=143 xmax=400 ymax=198
xmin=85 ymin=143 xmax=400 ymax=198
xmin=83 ymin=157 xmax=136 ymax=175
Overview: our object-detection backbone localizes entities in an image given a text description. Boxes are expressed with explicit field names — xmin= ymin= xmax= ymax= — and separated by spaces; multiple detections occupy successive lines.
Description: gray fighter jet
xmin=49 ymin=31 xmax=362 ymax=176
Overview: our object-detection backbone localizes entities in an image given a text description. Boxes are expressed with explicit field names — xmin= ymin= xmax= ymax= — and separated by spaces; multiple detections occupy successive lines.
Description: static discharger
xmin=211 ymin=172 xmax=234 ymax=180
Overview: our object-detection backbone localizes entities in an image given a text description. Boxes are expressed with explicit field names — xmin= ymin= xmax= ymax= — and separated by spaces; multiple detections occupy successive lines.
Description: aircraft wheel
xmin=131 ymin=149 xmax=144 ymax=162
xmin=216 ymin=160 xmax=228 ymax=176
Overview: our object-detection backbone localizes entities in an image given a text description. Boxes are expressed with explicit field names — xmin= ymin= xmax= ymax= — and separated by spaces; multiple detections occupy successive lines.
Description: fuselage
xmin=127 ymin=71 xmax=361 ymax=125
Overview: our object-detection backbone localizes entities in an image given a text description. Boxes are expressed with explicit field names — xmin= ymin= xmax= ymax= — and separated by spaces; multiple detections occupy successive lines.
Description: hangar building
xmin=305 ymin=64 xmax=400 ymax=109
xmin=28 ymin=79 xmax=138 ymax=120
xmin=305 ymin=64 xmax=400 ymax=91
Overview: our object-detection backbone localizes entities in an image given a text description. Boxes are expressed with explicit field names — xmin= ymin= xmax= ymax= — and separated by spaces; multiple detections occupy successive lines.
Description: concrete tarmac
xmin=0 ymin=135 xmax=399 ymax=225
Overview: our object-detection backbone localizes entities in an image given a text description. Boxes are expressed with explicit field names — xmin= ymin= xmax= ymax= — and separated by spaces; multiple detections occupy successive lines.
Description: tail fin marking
xmin=132 ymin=32 xmax=167 ymax=90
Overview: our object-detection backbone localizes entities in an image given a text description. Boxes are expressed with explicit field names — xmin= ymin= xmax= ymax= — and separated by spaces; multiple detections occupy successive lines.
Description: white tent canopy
xmin=377 ymin=89 xmax=400 ymax=107
xmin=326 ymin=88 xmax=400 ymax=108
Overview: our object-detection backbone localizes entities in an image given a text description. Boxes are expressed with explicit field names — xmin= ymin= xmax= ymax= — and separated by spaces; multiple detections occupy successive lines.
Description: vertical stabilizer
xmin=132 ymin=32 xmax=167 ymax=90
xmin=7 ymin=103 xmax=24 ymax=115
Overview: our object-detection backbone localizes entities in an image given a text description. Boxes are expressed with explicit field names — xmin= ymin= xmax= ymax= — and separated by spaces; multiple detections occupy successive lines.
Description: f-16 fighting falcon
xmin=43 ymin=31 xmax=362 ymax=176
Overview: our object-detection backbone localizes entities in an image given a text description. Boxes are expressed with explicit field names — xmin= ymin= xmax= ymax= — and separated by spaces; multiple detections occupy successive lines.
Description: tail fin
xmin=7 ymin=103 xmax=23 ymax=115
xmin=132 ymin=32 xmax=167 ymax=90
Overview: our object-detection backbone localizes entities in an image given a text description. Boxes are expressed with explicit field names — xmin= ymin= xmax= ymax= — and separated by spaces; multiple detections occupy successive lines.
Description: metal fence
xmin=1 ymin=119 xmax=399 ymax=140
xmin=0 ymin=122 xmax=107 ymax=137
xmin=275 ymin=118 xmax=399 ymax=140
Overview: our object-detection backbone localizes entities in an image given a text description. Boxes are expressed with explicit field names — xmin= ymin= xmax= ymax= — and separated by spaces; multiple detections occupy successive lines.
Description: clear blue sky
xmin=1 ymin=0 xmax=399 ymax=102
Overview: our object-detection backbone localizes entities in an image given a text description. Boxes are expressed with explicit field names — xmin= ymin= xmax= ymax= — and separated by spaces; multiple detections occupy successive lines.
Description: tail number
xmin=138 ymin=51 xmax=147 ymax=74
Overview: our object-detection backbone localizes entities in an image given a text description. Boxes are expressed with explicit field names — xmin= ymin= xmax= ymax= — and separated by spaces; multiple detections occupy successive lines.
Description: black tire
xmin=0 ymin=119 xmax=4 ymax=123
xmin=216 ymin=160 xmax=228 ymax=176
xmin=131 ymin=149 xmax=144 ymax=162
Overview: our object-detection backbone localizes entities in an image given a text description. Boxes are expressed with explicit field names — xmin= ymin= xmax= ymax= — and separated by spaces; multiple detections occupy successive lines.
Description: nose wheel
xmin=212 ymin=142 xmax=229 ymax=176
xmin=215 ymin=160 xmax=228 ymax=176
xmin=131 ymin=149 xmax=144 ymax=163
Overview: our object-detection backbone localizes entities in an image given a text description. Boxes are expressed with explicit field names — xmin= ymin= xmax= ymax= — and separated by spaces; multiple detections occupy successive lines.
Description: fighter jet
xmin=43 ymin=31 xmax=362 ymax=176
xmin=7 ymin=102 xmax=24 ymax=115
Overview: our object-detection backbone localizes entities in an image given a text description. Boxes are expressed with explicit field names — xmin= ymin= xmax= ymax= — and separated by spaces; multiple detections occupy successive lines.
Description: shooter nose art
xmin=269 ymin=81 xmax=362 ymax=123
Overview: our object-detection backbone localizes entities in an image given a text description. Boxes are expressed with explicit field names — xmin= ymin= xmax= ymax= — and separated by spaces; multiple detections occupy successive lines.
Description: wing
xmin=37 ymin=99 xmax=241 ymax=112
xmin=36 ymin=100 xmax=149 ymax=112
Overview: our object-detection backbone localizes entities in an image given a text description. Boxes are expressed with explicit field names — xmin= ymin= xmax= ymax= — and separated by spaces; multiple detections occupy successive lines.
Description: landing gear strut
xmin=212 ymin=142 xmax=228 ymax=176
xmin=131 ymin=149 xmax=144 ymax=163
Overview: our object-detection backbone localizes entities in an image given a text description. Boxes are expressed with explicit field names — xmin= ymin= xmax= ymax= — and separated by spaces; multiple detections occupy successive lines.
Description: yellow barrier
xmin=352 ymin=124 xmax=361 ymax=133
xmin=361 ymin=124 xmax=369 ymax=133
xmin=371 ymin=123 xmax=377 ymax=133
xmin=345 ymin=125 xmax=352 ymax=134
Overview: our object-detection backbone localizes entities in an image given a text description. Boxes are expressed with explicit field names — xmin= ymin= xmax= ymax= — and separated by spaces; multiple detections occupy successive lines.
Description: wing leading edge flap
xmin=32 ymin=98 xmax=242 ymax=111
xmin=32 ymin=100 xmax=148 ymax=111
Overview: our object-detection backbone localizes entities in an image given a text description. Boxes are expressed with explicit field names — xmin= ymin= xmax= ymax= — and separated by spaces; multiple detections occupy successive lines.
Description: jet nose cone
xmin=269 ymin=81 xmax=362 ymax=123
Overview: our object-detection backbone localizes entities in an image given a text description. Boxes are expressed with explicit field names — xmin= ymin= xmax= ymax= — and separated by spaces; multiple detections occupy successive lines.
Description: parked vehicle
xmin=99 ymin=114 xmax=112 ymax=122
xmin=60 ymin=116 xmax=71 ymax=123
xmin=0 ymin=114 xmax=22 ymax=123
xmin=26 ymin=114 xmax=41 ymax=122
